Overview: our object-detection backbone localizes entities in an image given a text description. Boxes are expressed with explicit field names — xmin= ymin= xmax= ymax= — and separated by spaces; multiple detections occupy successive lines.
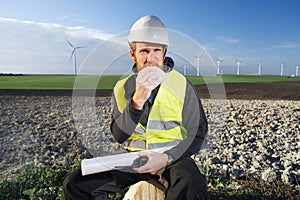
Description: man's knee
xmin=63 ymin=173 xmax=73 ymax=199
xmin=170 ymin=158 xmax=202 ymax=178
xmin=62 ymin=169 xmax=95 ymax=200
xmin=165 ymin=158 xmax=208 ymax=199
xmin=63 ymin=171 xmax=79 ymax=199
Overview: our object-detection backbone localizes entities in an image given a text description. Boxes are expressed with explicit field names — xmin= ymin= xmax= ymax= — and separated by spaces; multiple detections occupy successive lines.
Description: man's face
xmin=130 ymin=42 xmax=165 ymax=72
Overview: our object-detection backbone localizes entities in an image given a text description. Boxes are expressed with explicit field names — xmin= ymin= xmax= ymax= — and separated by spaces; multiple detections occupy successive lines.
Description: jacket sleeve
xmin=110 ymin=93 xmax=144 ymax=143
xmin=164 ymin=81 xmax=208 ymax=161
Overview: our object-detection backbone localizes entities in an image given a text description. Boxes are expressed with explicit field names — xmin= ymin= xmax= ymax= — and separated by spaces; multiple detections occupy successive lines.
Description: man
xmin=64 ymin=15 xmax=208 ymax=200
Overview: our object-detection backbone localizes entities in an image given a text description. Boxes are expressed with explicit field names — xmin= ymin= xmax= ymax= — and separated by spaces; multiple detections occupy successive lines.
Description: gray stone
xmin=261 ymin=168 xmax=277 ymax=182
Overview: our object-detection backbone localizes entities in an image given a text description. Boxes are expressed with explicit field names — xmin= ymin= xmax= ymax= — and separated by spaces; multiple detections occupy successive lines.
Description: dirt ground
xmin=195 ymin=80 xmax=300 ymax=100
xmin=1 ymin=81 xmax=299 ymax=100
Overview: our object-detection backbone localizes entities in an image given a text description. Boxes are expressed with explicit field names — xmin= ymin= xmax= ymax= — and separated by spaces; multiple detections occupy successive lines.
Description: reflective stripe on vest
xmin=113 ymin=69 xmax=187 ymax=151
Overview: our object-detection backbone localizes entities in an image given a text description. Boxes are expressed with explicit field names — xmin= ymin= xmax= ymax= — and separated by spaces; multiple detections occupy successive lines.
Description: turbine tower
xmin=296 ymin=65 xmax=299 ymax=76
xmin=280 ymin=62 xmax=284 ymax=76
xmin=236 ymin=60 xmax=242 ymax=75
xmin=216 ymin=58 xmax=223 ymax=75
xmin=258 ymin=60 xmax=263 ymax=75
xmin=183 ymin=64 xmax=187 ymax=76
xmin=65 ymin=38 xmax=87 ymax=76
xmin=194 ymin=52 xmax=205 ymax=76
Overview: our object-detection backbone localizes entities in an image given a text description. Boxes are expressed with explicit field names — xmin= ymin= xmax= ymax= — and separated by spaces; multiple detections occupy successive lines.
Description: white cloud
xmin=56 ymin=14 xmax=88 ymax=24
xmin=0 ymin=17 xmax=120 ymax=74
xmin=216 ymin=36 xmax=240 ymax=44
xmin=271 ymin=41 xmax=300 ymax=49
xmin=0 ymin=17 xmax=113 ymax=41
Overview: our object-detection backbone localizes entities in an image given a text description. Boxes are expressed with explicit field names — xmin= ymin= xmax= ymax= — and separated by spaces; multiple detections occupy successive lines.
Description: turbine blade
xmin=65 ymin=38 xmax=74 ymax=48
xmin=75 ymin=46 xmax=88 ymax=49
xmin=70 ymin=49 xmax=75 ymax=60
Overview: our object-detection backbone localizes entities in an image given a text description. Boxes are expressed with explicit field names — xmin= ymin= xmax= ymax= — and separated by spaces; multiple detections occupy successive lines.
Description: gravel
xmin=197 ymin=99 xmax=300 ymax=187
xmin=0 ymin=95 xmax=299 ymax=187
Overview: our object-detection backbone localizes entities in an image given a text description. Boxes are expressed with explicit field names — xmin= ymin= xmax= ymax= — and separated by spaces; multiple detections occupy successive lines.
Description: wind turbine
xmin=236 ymin=60 xmax=242 ymax=75
xmin=280 ymin=62 xmax=284 ymax=76
xmin=65 ymin=38 xmax=87 ymax=76
xmin=193 ymin=52 xmax=205 ymax=76
xmin=216 ymin=58 xmax=223 ymax=75
xmin=183 ymin=64 xmax=187 ymax=76
xmin=296 ymin=65 xmax=299 ymax=76
xmin=258 ymin=60 xmax=263 ymax=75
xmin=195 ymin=57 xmax=200 ymax=76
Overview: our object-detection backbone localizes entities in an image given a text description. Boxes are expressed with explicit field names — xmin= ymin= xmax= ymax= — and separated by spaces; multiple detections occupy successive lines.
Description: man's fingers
xmin=136 ymin=71 xmax=151 ymax=84
xmin=136 ymin=67 xmax=166 ymax=88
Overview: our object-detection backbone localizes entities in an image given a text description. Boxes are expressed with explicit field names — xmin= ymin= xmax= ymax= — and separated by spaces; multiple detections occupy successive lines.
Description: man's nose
xmin=146 ymin=50 xmax=156 ymax=63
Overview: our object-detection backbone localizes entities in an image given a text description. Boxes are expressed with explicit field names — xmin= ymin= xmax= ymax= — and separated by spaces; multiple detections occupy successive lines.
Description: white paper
xmin=81 ymin=146 xmax=174 ymax=176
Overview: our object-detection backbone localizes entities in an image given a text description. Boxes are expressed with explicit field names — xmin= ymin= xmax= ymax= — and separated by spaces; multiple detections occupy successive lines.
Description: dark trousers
xmin=63 ymin=157 xmax=208 ymax=200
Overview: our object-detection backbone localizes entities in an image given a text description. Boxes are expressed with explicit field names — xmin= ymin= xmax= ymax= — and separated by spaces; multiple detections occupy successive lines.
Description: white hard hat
xmin=128 ymin=15 xmax=169 ymax=46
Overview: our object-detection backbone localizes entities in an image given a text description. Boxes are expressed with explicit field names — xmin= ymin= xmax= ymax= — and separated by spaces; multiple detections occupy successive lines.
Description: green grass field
xmin=0 ymin=74 xmax=299 ymax=90
xmin=187 ymin=74 xmax=300 ymax=85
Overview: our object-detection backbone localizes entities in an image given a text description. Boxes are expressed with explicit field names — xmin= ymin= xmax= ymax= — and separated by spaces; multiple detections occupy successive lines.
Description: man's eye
xmin=154 ymin=49 xmax=162 ymax=52
xmin=140 ymin=49 xmax=149 ymax=53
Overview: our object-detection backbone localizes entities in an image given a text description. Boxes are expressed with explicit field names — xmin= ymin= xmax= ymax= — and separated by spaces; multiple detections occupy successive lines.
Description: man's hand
xmin=132 ymin=67 xmax=166 ymax=110
xmin=132 ymin=151 xmax=168 ymax=175
xmin=132 ymin=80 xmax=152 ymax=110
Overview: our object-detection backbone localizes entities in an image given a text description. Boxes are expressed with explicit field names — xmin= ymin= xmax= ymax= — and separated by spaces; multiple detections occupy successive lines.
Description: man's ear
xmin=130 ymin=49 xmax=136 ymax=62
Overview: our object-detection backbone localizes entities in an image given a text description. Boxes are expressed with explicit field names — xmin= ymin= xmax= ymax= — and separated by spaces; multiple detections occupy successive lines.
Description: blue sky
xmin=1 ymin=0 xmax=300 ymax=76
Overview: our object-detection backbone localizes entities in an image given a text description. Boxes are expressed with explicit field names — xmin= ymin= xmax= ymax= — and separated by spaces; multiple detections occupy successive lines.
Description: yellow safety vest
xmin=113 ymin=69 xmax=187 ymax=151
